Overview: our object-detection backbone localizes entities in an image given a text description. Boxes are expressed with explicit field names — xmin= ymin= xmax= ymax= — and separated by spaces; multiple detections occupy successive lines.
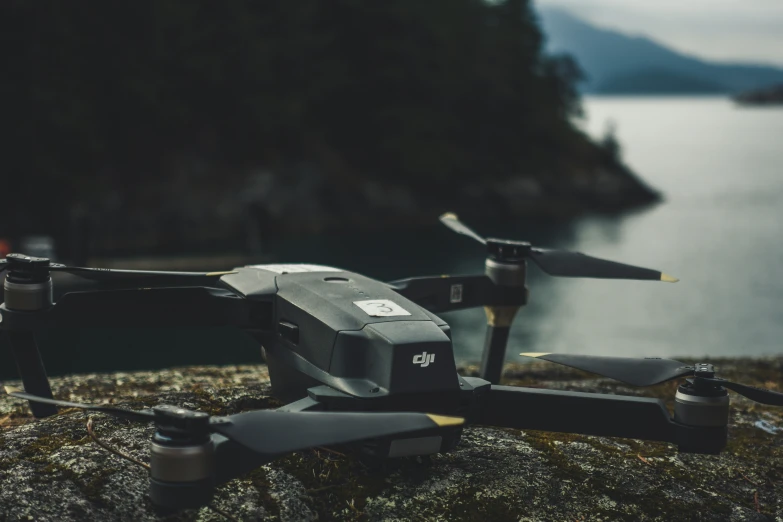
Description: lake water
xmin=2 ymin=96 xmax=782 ymax=378
xmin=556 ymin=96 xmax=783 ymax=359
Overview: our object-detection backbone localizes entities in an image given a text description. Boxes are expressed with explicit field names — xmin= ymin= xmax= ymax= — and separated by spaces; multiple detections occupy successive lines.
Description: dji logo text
xmin=412 ymin=352 xmax=435 ymax=368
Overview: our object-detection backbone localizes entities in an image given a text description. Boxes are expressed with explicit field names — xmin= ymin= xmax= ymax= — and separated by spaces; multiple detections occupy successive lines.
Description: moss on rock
xmin=0 ymin=359 xmax=781 ymax=521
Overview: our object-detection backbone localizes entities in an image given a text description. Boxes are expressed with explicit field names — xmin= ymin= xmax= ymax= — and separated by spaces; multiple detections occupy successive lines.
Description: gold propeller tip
xmin=440 ymin=212 xmax=458 ymax=221
xmin=427 ymin=414 xmax=465 ymax=427
xmin=519 ymin=352 xmax=551 ymax=358
xmin=660 ymin=273 xmax=679 ymax=283
xmin=206 ymin=271 xmax=238 ymax=277
xmin=4 ymin=385 xmax=22 ymax=395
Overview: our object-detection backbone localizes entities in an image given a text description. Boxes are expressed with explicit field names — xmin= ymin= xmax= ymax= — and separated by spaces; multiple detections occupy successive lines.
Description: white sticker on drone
xmin=246 ymin=264 xmax=342 ymax=274
xmin=354 ymin=299 xmax=411 ymax=317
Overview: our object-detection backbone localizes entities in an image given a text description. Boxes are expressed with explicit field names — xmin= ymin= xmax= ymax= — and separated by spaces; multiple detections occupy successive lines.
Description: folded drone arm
xmin=387 ymin=274 xmax=526 ymax=313
xmin=471 ymin=382 xmax=726 ymax=454
xmin=478 ymin=385 xmax=676 ymax=442
xmin=0 ymin=287 xmax=270 ymax=330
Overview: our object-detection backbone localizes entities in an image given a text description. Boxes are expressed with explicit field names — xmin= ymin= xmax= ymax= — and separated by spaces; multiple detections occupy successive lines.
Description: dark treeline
xmin=1 ymin=0 xmax=647 ymax=256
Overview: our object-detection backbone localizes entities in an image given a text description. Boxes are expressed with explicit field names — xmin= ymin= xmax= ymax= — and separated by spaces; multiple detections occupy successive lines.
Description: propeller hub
xmin=3 ymin=253 xmax=53 ymax=311
xmin=679 ymin=377 xmax=726 ymax=397
xmin=693 ymin=363 xmax=715 ymax=379
xmin=4 ymin=253 xmax=51 ymax=284
xmin=153 ymin=404 xmax=211 ymax=441
xmin=486 ymin=238 xmax=532 ymax=263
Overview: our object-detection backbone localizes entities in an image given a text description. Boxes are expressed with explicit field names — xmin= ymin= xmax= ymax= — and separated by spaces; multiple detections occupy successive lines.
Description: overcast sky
xmin=535 ymin=0 xmax=783 ymax=67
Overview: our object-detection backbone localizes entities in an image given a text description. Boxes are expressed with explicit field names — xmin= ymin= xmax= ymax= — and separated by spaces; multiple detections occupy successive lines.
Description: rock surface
xmin=1 ymin=359 xmax=782 ymax=521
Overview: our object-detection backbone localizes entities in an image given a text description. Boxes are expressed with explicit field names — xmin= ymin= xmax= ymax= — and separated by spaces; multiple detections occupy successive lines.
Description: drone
xmin=1 ymin=212 xmax=782 ymax=511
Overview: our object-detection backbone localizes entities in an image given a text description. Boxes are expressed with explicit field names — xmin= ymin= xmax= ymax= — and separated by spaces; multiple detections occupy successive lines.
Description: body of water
xmin=2 ymin=96 xmax=781 ymax=379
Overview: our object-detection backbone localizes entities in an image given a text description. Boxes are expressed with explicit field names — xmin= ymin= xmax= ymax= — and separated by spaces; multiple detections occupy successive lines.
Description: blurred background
xmin=1 ymin=0 xmax=782 ymax=378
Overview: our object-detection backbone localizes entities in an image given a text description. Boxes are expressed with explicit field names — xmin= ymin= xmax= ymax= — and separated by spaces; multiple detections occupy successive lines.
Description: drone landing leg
xmin=479 ymin=258 xmax=526 ymax=384
xmin=480 ymin=307 xmax=517 ymax=384
xmin=5 ymin=330 xmax=57 ymax=418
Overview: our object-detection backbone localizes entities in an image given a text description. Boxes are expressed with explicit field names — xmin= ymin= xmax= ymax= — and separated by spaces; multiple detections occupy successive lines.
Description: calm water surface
xmin=3 ymin=97 xmax=781 ymax=378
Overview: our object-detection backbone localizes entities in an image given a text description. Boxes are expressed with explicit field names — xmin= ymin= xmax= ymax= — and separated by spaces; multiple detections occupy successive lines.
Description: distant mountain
xmin=537 ymin=7 xmax=783 ymax=94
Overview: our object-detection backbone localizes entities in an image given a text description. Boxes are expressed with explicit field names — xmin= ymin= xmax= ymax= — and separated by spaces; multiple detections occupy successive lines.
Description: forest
xmin=1 ymin=0 xmax=656 ymax=257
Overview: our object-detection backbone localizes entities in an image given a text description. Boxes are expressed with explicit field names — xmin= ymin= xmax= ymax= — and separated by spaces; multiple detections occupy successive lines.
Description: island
xmin=1 ymin=358 xmax=780 ymax=521
xmin=734 ymin=84 xmax=783 ymax=106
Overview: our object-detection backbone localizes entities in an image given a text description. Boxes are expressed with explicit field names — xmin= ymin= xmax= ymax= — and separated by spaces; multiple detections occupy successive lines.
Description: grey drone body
xmin=220 ymin=265 xmax=461 ymax=406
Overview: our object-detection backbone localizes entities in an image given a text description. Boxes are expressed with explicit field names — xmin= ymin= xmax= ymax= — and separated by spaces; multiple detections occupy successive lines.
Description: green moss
xmin=81 ymin=467 xmax=119 ymax=506
xmin=244 ymin=467 xmax=281 ymax=519
xmin=122 ymin=396 xmax=163 ymax=409
xmin=32 ymin=460 xmax=119 ymax=508
xmin=187 ymin=388 xmax=227 ymax=416
xmin=437 ymin=484 xmax=522 ymax=522
xmin=4 ymin=361 xmax=781 ymax=520
xmin=521 ymin=431 xmax=737 ymax=521
xmin=19 ymin=431 xmax=91 ymax=463
xmin=270 ymin=451 xmax=393 ymax=519
xmin=187 ymin=387 xmax=281 ymax=416
xmin=724 ymin=427 xmax=779 ymax=460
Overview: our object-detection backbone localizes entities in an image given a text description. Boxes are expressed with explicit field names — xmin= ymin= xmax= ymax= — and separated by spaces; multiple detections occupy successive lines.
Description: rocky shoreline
xmin=1 ymin=358 xmax=780 ymax=521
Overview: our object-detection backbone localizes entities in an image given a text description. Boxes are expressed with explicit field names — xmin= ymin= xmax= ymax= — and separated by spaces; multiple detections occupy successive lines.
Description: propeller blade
xmin=435 ymin=216 xmax=677 ymax=282
xmin=700 ymin=378 xmax=783 ymax=406
xmin=439 ymin=213 xmax=486 ymax=245
xmin=519 ymin=353 xmax=694 ymax=387
xmin=4 ymin=386 xmax=155 ymax=422
xmin=528 ymin=248 xmax=678 ymax=282
xmin=48 ymin=264 xmax=236 ymax=283
xmin=211 ymin=410 xmax=463 ymax=459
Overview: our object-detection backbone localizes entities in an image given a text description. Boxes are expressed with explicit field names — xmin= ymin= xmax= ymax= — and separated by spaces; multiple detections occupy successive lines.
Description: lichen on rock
xmin=0 ymin=359 xmax=781 ymax=521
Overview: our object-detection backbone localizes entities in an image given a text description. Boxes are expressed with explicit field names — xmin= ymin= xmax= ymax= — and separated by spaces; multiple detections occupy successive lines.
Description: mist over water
xmin=3 ymin=97 xmax=781 ymax=378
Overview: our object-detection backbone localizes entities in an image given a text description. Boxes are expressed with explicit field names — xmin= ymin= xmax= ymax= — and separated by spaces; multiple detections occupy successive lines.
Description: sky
xmin=534 ymin=0 xmax=783 ymax=67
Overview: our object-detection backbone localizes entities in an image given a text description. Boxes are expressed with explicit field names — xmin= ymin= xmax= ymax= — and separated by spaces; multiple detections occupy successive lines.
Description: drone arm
xmin=0 ymin=287 xmax=271 ymax=330
xmin=387 ymin=274 xmax=526 ymax=313
xmin=478 ymin=385 xmax=676 ymax=442
xmin=473 ymin=384 xmax=727 ymax=453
